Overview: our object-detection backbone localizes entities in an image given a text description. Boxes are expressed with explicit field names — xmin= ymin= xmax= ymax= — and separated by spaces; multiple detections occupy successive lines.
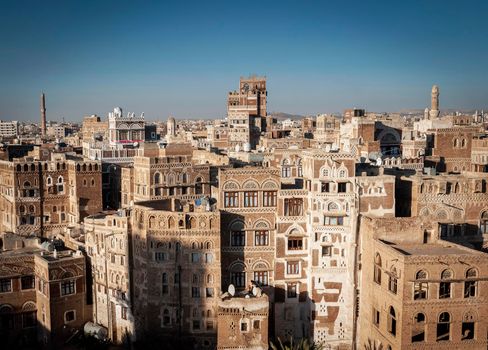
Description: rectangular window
xmin=243 ymin=191 xmax=258 ymax=207
xmin=61 ymin=280 xmax=75 ymax=296
xmin=388 ymin=276 xmax=398 ymax=294
xmin=373 ymin=308 xmax=380 ymax=327
xmin=206 ymin=321 xmax=214 ymax=331
xmin=224 ymin=192 xmax=239 ymax=208
xmin=162 ymin=274 xmax=169 ymax=295
xmin=192 ymin=320 xmax=200 ymax=330
xmin=22 ymin=311 xmax=36 ymax=328
xmin=191 ymin=253 xmax=201 ymax=263
xmin=462 ymin=322 xmax=475 ymax=340
xmin=282 ymin=166 xmax=291 ymax=178
xmin=464 ymin=281 xmax=476 ymax=298
xmin=0 ymin=279 xmax=12 ymax=293
xmin=21 ymin=276 xmax=35 ymax=290
xmin=122 ymin=307 xmax=128 ymax=320
xmin=263 ymin=191 xmax=277 ymax=207
xmin=206 ymin=288 xmax=214 ymax=298
xmin=253 ymin=320 xmax=260 ymax=330
xmin=414 ymin=282 xmax=428 ymax=300
xmin=231 ymin=272 xmax=246 ymax=288
xmin=155 ymin=252 xmax=166 ymax=262
xmin=241 ymin=321 xmax=248 ymax=331
xmin=253 ymin=271 xmax=268 ymax=286
xmin=192 ymin=287 xmax=200 ymax=298
xmin=284 ymin=198 xmax=303 ymax=216
xmin=254 ymin=230 xmax=269 ymax=246
xmin=439 ymin=282 xmax=451 ymax=299
xmin=287 ymin=261 xmax=300 ymax=275
xmin=338 ymin=182 xmax=347 ymax=193
xmin=288 ymin=238 xmax=303 ymax=250
xmin=321 ymin=246 xmax=332 ymax=257
xmin=287 ymin=283 xmax=297 ymax=298
xmin=205 ymin=253 xmax=213 ymax=263
xmin=231 ymin=231 xmax=245 ymax=246
xmin=64 ymin=310 xmax=75 ymax=323
xmin=321 ymin=182 xmax=330 ymax=193
xmin=324 ymin=216 xmax=344 ymax=226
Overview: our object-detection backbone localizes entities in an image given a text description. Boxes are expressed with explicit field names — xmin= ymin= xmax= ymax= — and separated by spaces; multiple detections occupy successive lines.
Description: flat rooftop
xmin=385 ymin=241 xmax=481 ymax=257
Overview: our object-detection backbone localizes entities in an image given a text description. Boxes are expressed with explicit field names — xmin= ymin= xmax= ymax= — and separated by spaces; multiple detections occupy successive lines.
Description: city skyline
xmin=1 ymin=0 xmax=488 ymax=121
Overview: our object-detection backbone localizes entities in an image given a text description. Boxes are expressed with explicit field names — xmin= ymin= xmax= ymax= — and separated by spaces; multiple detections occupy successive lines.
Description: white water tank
xmin=84 ymin=322 xmax=108 ymax=340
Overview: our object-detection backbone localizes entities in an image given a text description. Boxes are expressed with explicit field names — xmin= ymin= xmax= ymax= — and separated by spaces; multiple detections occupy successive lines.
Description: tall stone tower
xmin=429 ymin=85 xmax=440 ymax=119
xmin=166 ymin=116 xmax=176 ymax=138
xmin=40 ymin=93 xmax=47 ymax=137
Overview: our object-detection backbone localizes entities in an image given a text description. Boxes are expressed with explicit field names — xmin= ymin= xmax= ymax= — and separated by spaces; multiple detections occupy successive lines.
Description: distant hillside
xmin=268 ymin=112 xmax=306 ymax=120
xmin=397 ymin=109 xmax=485 ymax=115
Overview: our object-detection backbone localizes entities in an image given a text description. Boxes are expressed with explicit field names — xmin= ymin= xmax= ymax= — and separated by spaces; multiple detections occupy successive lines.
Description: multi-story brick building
xmin=218 ymin=167 xmax=279 ymax=298
xmin=217 ymin=147 xmax=396 ymax=348
xmin=227 ymin=76 xmax=268 ymax=150
xmin=0 ymin=156 xmax=103 ymax=238
xmin=359 ymin=216 xmax=488 ymax=349
xmin=0 ymin=233 xmax=91 ymax=348
xmin=427 ymin=126 xmax=482 ymax=173
xmin=120 ymin=143 xmax=211 ymax=206
xmin=217 ymin=290 xmax=269 ymax=350
xmin=81 ymin=114 xmax=108 ymax=142
xmin=85 ymin=210 xmax=134 ymax=344
xmin=397 ymin=172 xmax=488 ymax=249
xmin=131 ymin=198 xmax=221 ymax=348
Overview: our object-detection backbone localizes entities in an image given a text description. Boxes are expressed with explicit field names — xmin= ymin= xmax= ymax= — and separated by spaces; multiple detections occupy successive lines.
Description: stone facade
xmin=217 ymin=291 xmax=269 ymax=350
xmin=85 ymin=210 xmax=134 ymax=344
xmin=227 ymin=76 xmax=268 ymax=150
xmin=359 ymin=216 xmax=488 ymax=349
xmin=131 ymin=199 xmax=221 ymax=348
xmin=0 ymin=233 xmax=91 ymax=348
xmin=0 ymin=157 xmax=103 ymax=238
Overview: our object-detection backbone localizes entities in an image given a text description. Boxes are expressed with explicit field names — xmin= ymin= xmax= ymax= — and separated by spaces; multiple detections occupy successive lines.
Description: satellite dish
xmin=376 ymin=158 xmax=383 ymax=166
xmin=228 ymin=284 xmax=235 ymax=297
xmin=368 ymin=152 xmax=381 ymax=161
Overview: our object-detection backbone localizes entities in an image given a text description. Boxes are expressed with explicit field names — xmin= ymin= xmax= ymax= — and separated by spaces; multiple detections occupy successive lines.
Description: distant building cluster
xmin=0 ymin=78 xmax=488 ymax=349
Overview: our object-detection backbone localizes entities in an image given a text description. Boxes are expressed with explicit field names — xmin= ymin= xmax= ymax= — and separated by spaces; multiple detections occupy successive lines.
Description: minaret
xmin=429 ymin=85 xmax=440 ymax=119
xmin=166 ymin=116 xmax=176 ymax=138
xmin=40 ymin=93 xmax=47 ymax=137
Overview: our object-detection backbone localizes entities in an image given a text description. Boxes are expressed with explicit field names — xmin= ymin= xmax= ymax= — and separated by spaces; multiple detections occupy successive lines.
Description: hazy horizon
xmin=1 ymin=0 xmax=487 ymax=122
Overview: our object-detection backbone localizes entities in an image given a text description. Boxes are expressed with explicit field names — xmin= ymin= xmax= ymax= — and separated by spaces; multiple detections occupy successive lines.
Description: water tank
xmin=84 ymin=322 xmax=108 ymax=340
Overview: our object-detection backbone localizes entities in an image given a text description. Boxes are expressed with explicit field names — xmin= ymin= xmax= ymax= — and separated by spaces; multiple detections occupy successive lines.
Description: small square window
xmin=0 ymin=278 xmax=12 ymax=293
xmin=253 ymin=320 xmax=260 ymax=330
xmin=20 ymin=276 xmax=34 ymax=290
xmin=241 ymin=322 xmax=248 ymax=332
xmin=65 ymin=310 xmax=76 ymax=323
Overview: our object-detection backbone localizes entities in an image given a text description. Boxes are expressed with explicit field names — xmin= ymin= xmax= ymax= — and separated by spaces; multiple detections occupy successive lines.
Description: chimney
xmin=40 ymin=93 xmax=47 ymax=138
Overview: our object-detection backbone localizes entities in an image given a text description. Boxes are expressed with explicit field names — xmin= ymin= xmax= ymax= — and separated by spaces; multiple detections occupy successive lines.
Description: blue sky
xmin=1 ymin=0 xmax=487 ymax=121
